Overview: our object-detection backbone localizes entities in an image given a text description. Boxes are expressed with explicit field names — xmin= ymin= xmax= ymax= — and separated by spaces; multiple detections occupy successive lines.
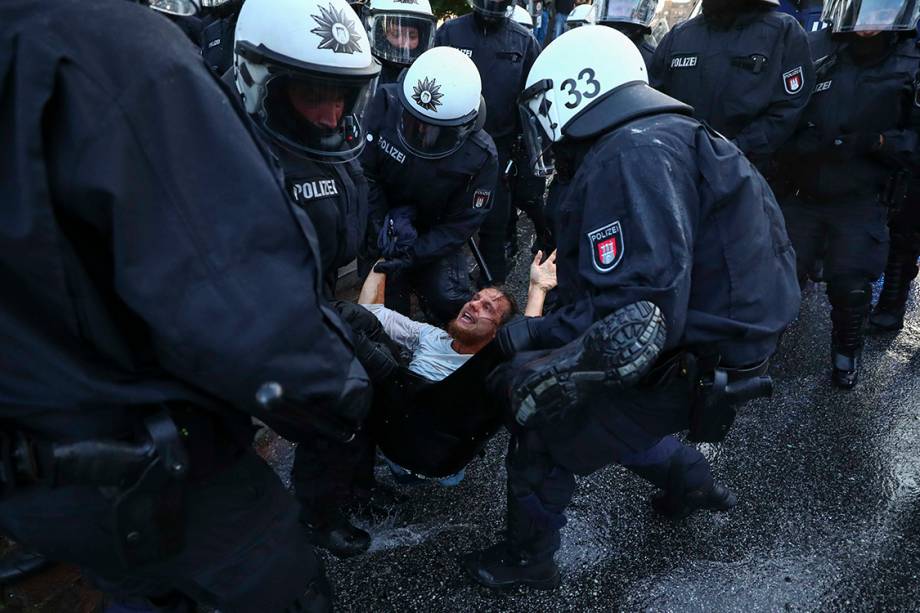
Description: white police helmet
xmin=234 ymin=0 xmax=381 ymax=162
xmin=397 ymin=47 xmax=485 ymax=159
xmin=519 ymin=25 xmax=687 ymax=174
xmin=147 ymin=0 xmax=198 ymax=16
xmin=566 ymin=3 xmax=597 ymax=29
xmin=366 ymin=0 xmax=437 ymax=67
xmin=508 ymin=4 xmax=536 ymax=28
xmin=594 ymin=0 xmax=659 ymax=30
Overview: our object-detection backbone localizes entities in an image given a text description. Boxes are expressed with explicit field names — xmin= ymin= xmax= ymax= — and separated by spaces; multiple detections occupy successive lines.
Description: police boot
xmin=511 ymin=301 xmax=666 ymax=427
xmin=302 ymin=510 xmax=370 ymax=558
xmin=462 ymin=541 xmax=560 ymax=590
xmin=651 ymin=482 xmax=738 ymax=520
xmin=829 ymin=284 xmax=871 ymax=390
xmin=870 ymin=251 xmax=918 ymax=333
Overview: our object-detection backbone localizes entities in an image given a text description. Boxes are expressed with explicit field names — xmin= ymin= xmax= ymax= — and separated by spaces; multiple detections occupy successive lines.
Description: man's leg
xmin=871 ymin=201 xmax=920 ymax=332
xmin=780 ymin=196 xmax=826 ymax=288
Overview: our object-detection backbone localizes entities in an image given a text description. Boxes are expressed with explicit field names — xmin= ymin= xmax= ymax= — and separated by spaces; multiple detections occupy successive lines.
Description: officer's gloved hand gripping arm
xmin=411 ymin=156 xmax=499 ymax=264
xmin=68 ymin=59 xmax=369 ymax=442
xmin=731 ymin=23 xmax=815 ymax=159
xmin=504 ymin=148 xmax=695 ymax=354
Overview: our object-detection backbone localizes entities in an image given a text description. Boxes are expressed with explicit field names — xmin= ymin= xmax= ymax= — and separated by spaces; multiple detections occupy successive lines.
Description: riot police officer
xmin=362 ymin=48 xmax=499 ymax=323
xmin=463 ymin=26 xmax=800 ymax=589
xmin=650 ymin=0 xmax=815 ymax=173
xmin=777 ymin=0 xmax=920 ymax=387
xmin=594 ymin=0 xmax=660 ymax=66
xmin=199 ymin=0 xmax=244 ymax=76
xmin=234 ymin=0 xmax=383 ymax=556
xmin=365 ymin=0 xmax=438 ymax=84
xmin=435 ymin=0 xmax=541 ymax=284
xmin=1 ymin=0 xmax=372 ymax=609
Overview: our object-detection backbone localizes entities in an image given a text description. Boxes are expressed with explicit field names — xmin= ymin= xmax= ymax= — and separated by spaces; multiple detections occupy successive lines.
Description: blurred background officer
xmin=234 ymin=0 xmax=383 ymax=557
xmin=0 ymin=0 xmax=373 ymax=610
xmin=435 ymin=0 xmax=541 ymax=285
xmin=361 ymin=47 xmax=498 ymax=323
xmin=779 ymin=0 xmax=828 ymax=31
xmin=650 ymin=0 xmax=815 ymax=174
xmin=510 ymin=3 xmax=538 ymax=31
xmin=566 ymin=3 xmax=597 ymax=29
xmin=777 ymin=0 xmax=920 ymax=388
xmin=366 ymin=0 xmax=437 ymax=84
xmin=464 ymin=26 xmax=800 ymax=590
xmin=594 ymin=0 xmax=660 ymax=65
xmin=199 ymin=0 xmax=244 ymax=75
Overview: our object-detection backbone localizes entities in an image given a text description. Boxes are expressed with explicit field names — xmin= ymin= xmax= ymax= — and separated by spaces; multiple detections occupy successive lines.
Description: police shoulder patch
xmin=783 ymin=66 xmax=804 ymax=95
xmin=473 ymin=188 xmax=492 ymax=210
xmin=587 ymin=221 xmax=624 ymax=273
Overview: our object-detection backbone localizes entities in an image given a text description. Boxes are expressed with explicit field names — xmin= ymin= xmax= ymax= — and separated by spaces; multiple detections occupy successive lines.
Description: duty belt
xmin=0 ymin=411 xmax=190 ymax=567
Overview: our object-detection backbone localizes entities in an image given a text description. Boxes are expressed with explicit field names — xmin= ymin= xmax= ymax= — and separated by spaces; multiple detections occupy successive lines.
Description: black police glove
xmin=374 ymin=256 xmax=413 ymax=275
xmin=352 ymin=332 xmax=398 ymax=383
xmin=495 ymin=316 xmax=542 ymax=358
xmin=832 ymin=132 xmax=884 ymax=157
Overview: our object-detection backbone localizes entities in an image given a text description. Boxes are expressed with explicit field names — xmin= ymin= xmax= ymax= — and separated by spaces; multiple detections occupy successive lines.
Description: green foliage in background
xmin=430 ymin=0 xmax=470 ymax=18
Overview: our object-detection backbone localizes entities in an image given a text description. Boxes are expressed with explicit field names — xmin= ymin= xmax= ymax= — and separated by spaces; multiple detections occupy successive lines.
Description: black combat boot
xmin=462 ymin=542 xmax=560 ymax=590
xmin=829 ymin=284 xmax=872 ymax=389
xmin=651 ymin=482 xmax=738 ymax=520
xmin=870 ymin=251 xmax=918 ymax=333
xmin=510 ymin=301 xmax=666 ymax=427
xmin=301 ymin=510 xmax=370 ymax=558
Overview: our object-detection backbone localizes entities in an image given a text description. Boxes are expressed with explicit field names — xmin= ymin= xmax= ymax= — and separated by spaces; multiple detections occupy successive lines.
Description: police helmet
xmin=508 ymin=4 xmax=536 ymax=29
xmin=470 ymin=0 xmax=514 ymax=22
xmin=234 ymin=0 xmax=381 ymax=162
xmin=397 ymin=47 xmax=485 ymax=159
xmin=366 ymin=0 xmax=437 ymax=67
xmin=822 ymin=0 xmax=919 ymax=32
xmin=519 ymin=25 xmax=687 ymax=174
xmin=566 ymin=3 xmax=597 ymax=29
xmin=594 ymin=0 xmax=658 ymax=30
xmin=146 ymin=0 xmax=198 ymax=16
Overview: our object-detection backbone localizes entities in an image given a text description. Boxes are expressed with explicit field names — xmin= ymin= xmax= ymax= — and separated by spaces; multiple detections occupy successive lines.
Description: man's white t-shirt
xmin=361 ymin=304 xmax=471 ymax=381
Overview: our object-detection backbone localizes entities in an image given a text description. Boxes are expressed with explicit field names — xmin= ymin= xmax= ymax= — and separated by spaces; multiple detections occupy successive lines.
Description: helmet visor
xmin=595 ymin=0 xmax=658 ymax=27
xmin=261 ymin=70 xmax=375 ymax=162
xmin=517 ymin=102 xmax=555 ymax=177
xmin=368 ymin=14 xmax=436 ymax=65
xmin=469 ymin=0 xmax=513 ymax=19
xmin=149 ymin=0 xmax=198 ymax=16
xmin=824 ymin=0 xmax=920 ymax=32
xmin=397 ymin=110 xmax=472 ymax=159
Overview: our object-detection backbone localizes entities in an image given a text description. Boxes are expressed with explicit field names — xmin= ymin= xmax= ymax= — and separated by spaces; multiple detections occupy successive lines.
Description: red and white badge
xmin=587 ymin=221 xmax=624 ymax=273
xmin=783 ymin=66 xmax=804 ymax=95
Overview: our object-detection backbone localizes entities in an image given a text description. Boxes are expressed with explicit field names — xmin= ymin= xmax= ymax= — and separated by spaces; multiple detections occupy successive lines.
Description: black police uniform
xmin=650 ymin=6 xmax=814 ymax=171
xmin=200 ymin=11 xmax=239 ymax=76
xmin=0 ymin=1 xmax=372 ymax=609
xmin=361 ymin=84 xmax=499 ymax=322
xmin=778 ymin=29 xmax=920 ymax=380
xmin=496 ymin=106 xmax=800 ymax=565
xmin=435 ymin=13 xmax=540 ymax=283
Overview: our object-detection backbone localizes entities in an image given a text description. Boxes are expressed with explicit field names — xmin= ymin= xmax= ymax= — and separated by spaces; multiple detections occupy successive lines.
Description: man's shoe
xmin=831 ymin=350 xmax=860 ymax=389
xmin=512 ymin=301 xmax=666 ymax=427
xmin=302 ymin=514 xmax=370 ymax=558
xmin=0 ymin=548 xmax=50 ymax=585
xmin=651 ymin=482 xmax=738 ymax=520
xmin=462 ymin=542 xmax=560 ymax=590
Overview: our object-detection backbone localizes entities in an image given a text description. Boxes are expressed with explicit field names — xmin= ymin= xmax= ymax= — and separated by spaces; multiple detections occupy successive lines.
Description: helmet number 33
xmin=560 ymin=68 xmax=601 ymax=109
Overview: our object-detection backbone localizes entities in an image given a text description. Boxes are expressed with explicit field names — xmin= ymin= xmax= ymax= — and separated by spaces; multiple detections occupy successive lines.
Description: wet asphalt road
xmin=269 ymin=230 xmax=920 ymax=612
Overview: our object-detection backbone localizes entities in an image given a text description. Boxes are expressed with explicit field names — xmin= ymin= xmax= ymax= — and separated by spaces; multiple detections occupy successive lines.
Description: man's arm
xmin=524 ymin=249 xmax=557 ymax=317
xmin=358 ymin=268 xmax=387 ymax=304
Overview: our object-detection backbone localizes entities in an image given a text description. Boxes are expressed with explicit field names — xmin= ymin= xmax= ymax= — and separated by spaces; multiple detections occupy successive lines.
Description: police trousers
xmin=0 ymin=449 xmax=331 ymax=613
xmin=493 ymin=353 xmax=714 ymax=562
xmin=477 ymin=140 xmax=513 ymax=284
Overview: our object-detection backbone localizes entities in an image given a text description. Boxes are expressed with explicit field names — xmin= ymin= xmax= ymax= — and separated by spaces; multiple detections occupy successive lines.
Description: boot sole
xmin=512 ymin=301 xmax=666 ymax=426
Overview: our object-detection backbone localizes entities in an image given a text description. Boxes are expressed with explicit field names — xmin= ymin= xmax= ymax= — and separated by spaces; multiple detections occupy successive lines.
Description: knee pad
xmin=827 ymin=279 xmax=872 ymax=310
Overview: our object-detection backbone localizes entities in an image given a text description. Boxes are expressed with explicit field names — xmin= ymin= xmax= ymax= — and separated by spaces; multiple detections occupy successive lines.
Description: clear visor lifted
xmin=825 ymin=0 xmax=920 ymax=32
xmin=149 ymin=0 xmax=198 ymax=16
xmin=369 ymin=14 xmax=436 ymax=65
xmin=262 ymin=70 xmax=376 ymax=162
xmin=517 ymin=79 xmax=555 ymax=178
xmin=596 ymin=0 xmax=656 ymax=27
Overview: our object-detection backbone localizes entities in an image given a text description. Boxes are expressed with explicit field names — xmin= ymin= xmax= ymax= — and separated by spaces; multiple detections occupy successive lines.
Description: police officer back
xmin=777 ymin=0 xmax=920 ymax=388
xmin=463 ymin=25 xmax=800 ymax=590
xmin=233 ymin=0 xmax=383 ymax=557
xmin=362 ymin=48 xmax=499 ymax=323
xmin=435 ymin=0 xmax=541 ymax=284
xmin=0 ymin=0 xmax=373 ymax=609
xmin=650 ymin=0 xmax=815 ymax=172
